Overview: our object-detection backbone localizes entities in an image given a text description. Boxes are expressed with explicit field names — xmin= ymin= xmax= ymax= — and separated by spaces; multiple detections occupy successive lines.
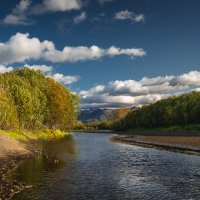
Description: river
xmin=7 ymin=132 xmax=200 ymax=200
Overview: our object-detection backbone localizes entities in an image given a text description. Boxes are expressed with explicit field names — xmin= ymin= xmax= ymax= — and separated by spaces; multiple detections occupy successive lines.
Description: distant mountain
xmin=78 ymin=107 xmax=135 ymax=123
xmin=78 ymin=108 xmax=113 ymax=123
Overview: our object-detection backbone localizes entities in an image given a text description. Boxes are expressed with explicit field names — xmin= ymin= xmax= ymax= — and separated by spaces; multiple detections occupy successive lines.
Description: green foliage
xmin=78 ymin=107 xmax=131 ymax=123
xmin=72 ymin=121 xmax=88 ymax=130
xmin=0 ymin=130 xmax=28 ymax=141
xmin=0 ymin=87 xmax=18 ymax=130
xmin=75 ymin=108 xmax=131 ymax=130
xmin=0 ymin=129 xmax=68 ymax=141
xmin=46 ymin=78 xmax=79 ymax=130
xmin=98 ymin=121 xmax=112 ymax=130
xmin=95 ymin=108 xmax=131 ymax=130
xmin=36 ymin=129 xmax=68 ymax=140
xmin=0 ymin=67 xmax=79 ymax=132
xmin=114 ymin=91 xmax=200 ymax=130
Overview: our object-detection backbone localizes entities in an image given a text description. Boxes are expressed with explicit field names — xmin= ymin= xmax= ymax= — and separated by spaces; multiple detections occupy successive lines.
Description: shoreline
xmin=74 ymin=130 xmax=115 ymax=133
xmin=0 ymin=131 xmax=69 ymax=200
xmin=0 ymin=139 xmax=41 ymax=200
xmin=112 ymin=135 xmax=200 ymax=156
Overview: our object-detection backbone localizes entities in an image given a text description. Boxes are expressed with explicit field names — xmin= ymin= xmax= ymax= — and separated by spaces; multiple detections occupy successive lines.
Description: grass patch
xmin=0 ymin=130 xmax=28 ymax=141
xmin=0 ymin=129 xmax=69 ymax=141
xmin=36 ymin=129 xmax=69 ymax=140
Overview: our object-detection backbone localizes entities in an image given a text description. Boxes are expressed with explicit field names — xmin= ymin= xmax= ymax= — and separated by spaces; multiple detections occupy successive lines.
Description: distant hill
xmin=78 ymin=107 xmax=135 ymax=123
xmin=78 ymin=109 xmax=113 ymax=123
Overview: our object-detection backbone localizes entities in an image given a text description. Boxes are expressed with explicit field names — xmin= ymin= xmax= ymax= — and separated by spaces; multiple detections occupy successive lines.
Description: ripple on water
xmin=7 ymin=133 xmax=200 ymax=200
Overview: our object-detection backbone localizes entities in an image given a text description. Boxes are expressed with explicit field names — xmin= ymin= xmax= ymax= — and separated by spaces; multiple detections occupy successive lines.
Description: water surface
xmin=9 ymin=132 xmax=200 ymax=200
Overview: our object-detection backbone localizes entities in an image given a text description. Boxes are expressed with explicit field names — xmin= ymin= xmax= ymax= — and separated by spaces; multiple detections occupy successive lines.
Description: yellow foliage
xmin=36 ymin=129 xmax=68 ymax=140
xmin=0 ymin=130 xmax=28 ymax=141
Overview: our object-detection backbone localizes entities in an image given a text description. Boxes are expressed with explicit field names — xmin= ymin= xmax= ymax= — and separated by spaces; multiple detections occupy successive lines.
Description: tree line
xmin=73 ymin=108 xmax=131 ymax=130
xmin=0 ymin=68 xmax=79 ymax=132
xmin=113 ymin=91 xmax=200 ymax=130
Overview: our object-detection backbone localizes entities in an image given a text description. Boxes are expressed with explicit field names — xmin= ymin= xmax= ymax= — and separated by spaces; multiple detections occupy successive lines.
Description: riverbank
xmin=74 ymin=130 xmax=114 ymax=133
xmin=0 ymin=134 xmax=41 ymax=199
xmin=0 ymin=129 xmax=69 ymax=199
xmin=112 ymin=135 xmax=200 ymax=155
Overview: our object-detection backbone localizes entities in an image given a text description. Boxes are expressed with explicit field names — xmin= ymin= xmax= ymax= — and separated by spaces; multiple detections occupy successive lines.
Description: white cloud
xmin=177 ymin=71 xmax=200 ymax=86
xmin=134 ymin=14 xmax=145 ymax=22
xmin=79 ymin=71 xmax=200 ymax=109
xmin=73 ymin=12 xmax=86 ymax=24
xmin=0 ymin=64 xmax=52 ymax=74
xmin=32 ymin=0 xmax=82 ymax=14
xmin=114 ymin=10 xmax=145 ymax=23
xmin=0 ymin=33 xmax=44 ymax=64
xmin=3 ymin=14 xmax=28 ymax=25
xmin=43 ymin=45 xmax=105 ymax=62
xmin=48 ymin=73 xmax=79 ymax=85
xmin=24 ymin=64 xmax=52 ymax=73
xmin=80 ymin=85 xmax=105 ymax=96
xmin=0 ymin=65 xmax=14 ymax=73
xmin=24 ymin=65 xmax=80 ymax=85
xmin=0 ymin=33 xmax=146 ymax=65
xmin=0 ymin=64 xmax=79 ymax=85
xmin=2 ymin=0 xmax=83 ymax=25
xmin=107 ymin=46 xmax=146 ymax=57
xmin=2 ymin=0 xmax=31 ymax=25
xmin=42 ymin=45 xmax=146 ymax=62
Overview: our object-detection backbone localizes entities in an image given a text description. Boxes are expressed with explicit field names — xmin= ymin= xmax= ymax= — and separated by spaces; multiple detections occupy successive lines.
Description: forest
xmin=74 ymin=108 xmax=131 ymax=130
xmin=0 ymin=68 xmax=79 ymax=133
xmin=2 ymin=67 xmax=200 ymax=134
xmin=113 ymin=91 xmax=200 ymax=131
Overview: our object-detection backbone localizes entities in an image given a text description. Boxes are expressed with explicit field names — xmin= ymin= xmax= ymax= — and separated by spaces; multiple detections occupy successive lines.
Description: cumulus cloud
xmin=79 ymin=71 xmax=200 ymax=109
xmin=0 ymin=64 xmax=53 ymax=73
xmin=107 ymin=46 xmax=145 ymax=57
xmin=0 ymin=33 xmax=146 ymax=65
xmin=2 ymin=0 xmax=83 ymax=25
xmin=114 ymin=10 xmax=145 ymax=23
xmin=24 ymin=64 xmax=52 ymax=73
xmin=73 ymin=12 xmax=86 ymax=24
xmin=2 ymin=0 xmax=31 ymax=25
xmin=0 ymin=64 xmax=79 ymax=85
xmin=48 ymin=73 xmax=79 ymax=85
xmin=0 ymin=65 xmax=14 ymax=73
xmin=31 ymin=0 xmax=82 ymax=15
xmin=0 ymin=64 xmax=52 ymax=74
xmin=0 ymin=33 xmax=44 ymax=64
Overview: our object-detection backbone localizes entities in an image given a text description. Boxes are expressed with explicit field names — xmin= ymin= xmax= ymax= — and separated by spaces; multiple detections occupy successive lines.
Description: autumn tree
xmin=0 ymin=68 xmax=79 ymax=132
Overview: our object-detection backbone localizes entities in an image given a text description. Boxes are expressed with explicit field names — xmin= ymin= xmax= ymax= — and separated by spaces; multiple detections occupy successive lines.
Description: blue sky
xmin=1 ymin=0 xmax=200 ymax=108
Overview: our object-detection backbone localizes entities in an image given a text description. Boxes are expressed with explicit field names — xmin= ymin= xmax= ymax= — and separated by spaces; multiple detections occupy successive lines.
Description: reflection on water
xmin=40 ymin=135 xmax=77 ymax=156
xmin=7 ymin=135 xmax=77 ymax=199
xmin=8 ymin=133 xmax=200 ymax=200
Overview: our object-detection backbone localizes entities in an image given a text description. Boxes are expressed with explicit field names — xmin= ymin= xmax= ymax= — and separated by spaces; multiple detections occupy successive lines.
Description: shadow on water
xmin=6 ymin=135 xmax=77 ymax=199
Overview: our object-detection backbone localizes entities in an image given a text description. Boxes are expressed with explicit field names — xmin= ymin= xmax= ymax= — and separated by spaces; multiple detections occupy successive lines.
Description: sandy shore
xmin=112 ymin=135 xmax=200 ymax=155
xmin=0 ymin=135 xmax=41 ymax=200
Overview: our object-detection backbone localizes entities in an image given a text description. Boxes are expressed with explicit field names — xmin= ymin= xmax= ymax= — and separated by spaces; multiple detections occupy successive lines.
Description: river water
xmin=8 ymin=132 xmax=200 ymax=200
